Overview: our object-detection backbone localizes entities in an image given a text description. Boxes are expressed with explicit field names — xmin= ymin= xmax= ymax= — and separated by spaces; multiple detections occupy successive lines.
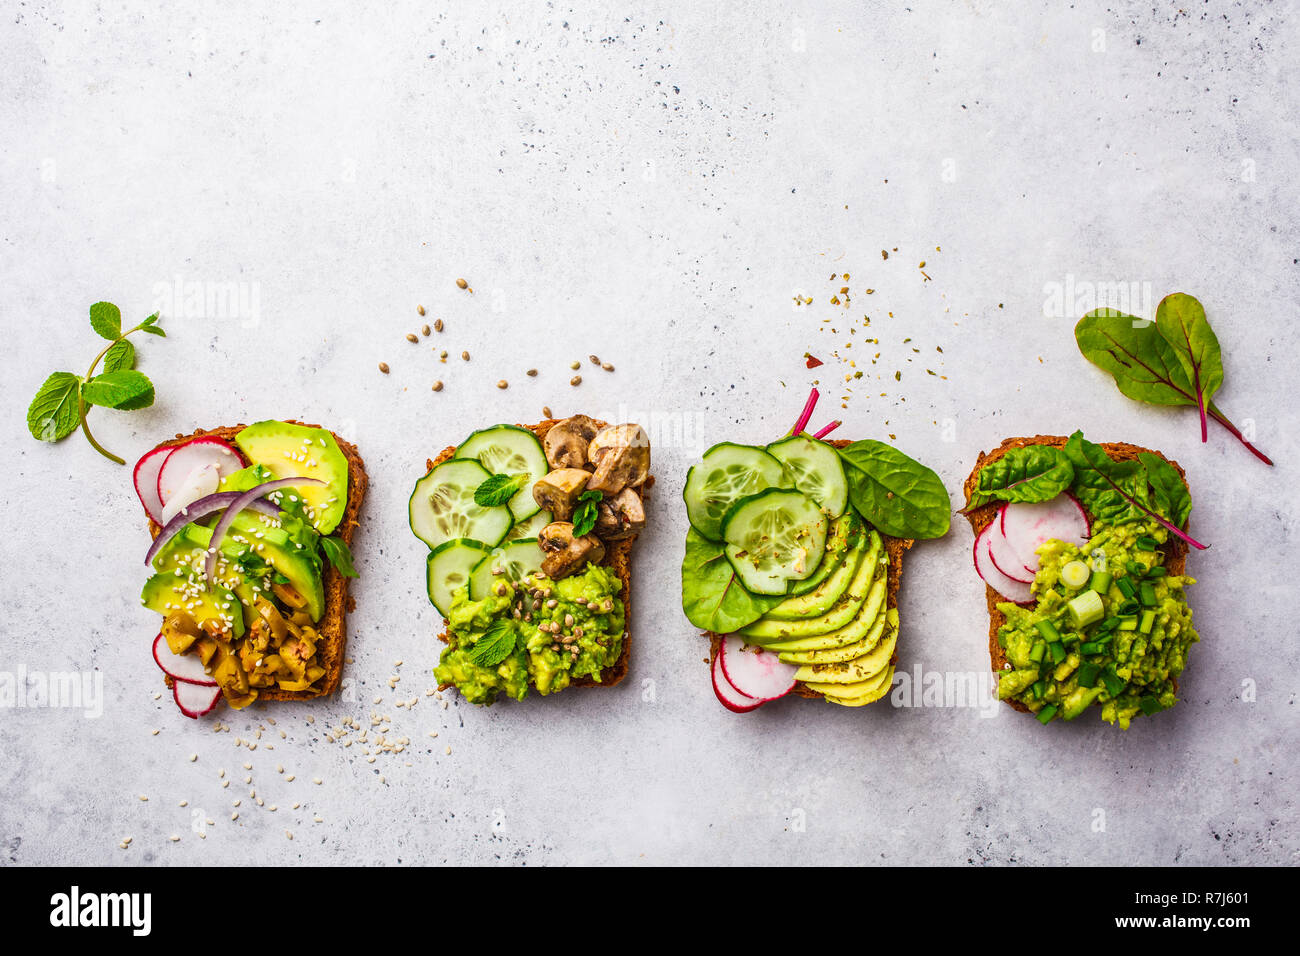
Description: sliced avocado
xmin=779 ymin=606 xmax=896 ymax=664
xmin=234 ymin=421 xmax=349 ymax=535
xmin=150 ymin=532 xmax=208 ymax=574
xmin=741 ymin=549 xmax=885 ymax=642
xmin=1062 ymin=684 xmax=1105 ymax=720
xmin=205 ymin=514 xmax=324 ymax=621
xmin=142 ymin=572 xmax=245 ymax=640
xmin=817 ymin=665 xmax=896 ymax=706
xmin=786 ymin=512 xmax=862 ymax=597
xmin=766 ymin=524 xmax=874 ymax=620
xmin=793 ymin=623 xmax=897 ymax=685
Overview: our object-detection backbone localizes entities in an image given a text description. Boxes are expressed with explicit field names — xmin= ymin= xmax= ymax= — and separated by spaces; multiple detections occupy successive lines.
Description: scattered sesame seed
xmin=417 ymin=304 xmax=426 ymax=316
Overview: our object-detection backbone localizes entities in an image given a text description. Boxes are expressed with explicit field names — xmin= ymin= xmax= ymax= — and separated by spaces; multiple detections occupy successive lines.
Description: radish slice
xmin=973 ymin=522 xmax=1035 ymax=604
xmin=133 ymin=445 xmax=174 ymax=524
xmin=1000 ymin=495 xmax=1091 ymax=576
xmin=157 ymin=438 xmax=245 ymax=508
xmin=159 ymin=463 xmax=221 ymax=525
xmin=719 ymin=634 xmax=797 ymax=702
xmin=987 ymin=506 xmax=1034 ymax=584
xmin=173 ymin=679 xmax=223 ymax=718
xmin=711 ymin=652 xmax=764 ymax=713
xmin=152 ymin=633 xmax=216 ymax=686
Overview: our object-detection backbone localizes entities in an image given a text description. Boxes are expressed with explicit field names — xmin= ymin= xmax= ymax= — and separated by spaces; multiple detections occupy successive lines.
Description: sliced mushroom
xmin=543 ymin=415 xmax=601 ymax=470
xmin=532 ymin=468 xmax=591 ymax=522
xmin=538 ymin=521 xmax=606 ymax=579
xmin=587 ymin=423 xmax=650 ymax=494
xmin=595 ymin=487 xmax=646 ymax=541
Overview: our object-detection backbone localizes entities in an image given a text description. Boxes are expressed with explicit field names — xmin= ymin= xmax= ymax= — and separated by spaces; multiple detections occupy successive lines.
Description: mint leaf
xmin=81 ymin=369 xmax=154 ymax=409
xmin=319 ymin=535 xmax=358 ymax=578
xmin=140 ymin=312 xmax=161 ymax=327
xmin=140 ymin=324 xmax=166 ymax=337
xmin=89 ymin=301 xmax=122 ymax=340
xmin=103 ymin=339 xmax=135 ymax=373
xmin=467 ymin=620 xmax=517 ymax=668
xmin=571 ymin=489 xmax=602 ymax=537
xmin=27 ymin=372 xmax=83 ymax=442
xmin=474 ymin=473 xmax=526 ymax=507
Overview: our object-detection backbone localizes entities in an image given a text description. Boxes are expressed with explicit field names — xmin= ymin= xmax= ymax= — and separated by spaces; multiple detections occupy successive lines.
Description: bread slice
xmin=960 ymin=435 xmax=1188 ymax=713
xmin=426 ymin=418 xmax=652 ymax=692
xmin=703 ymin=438 xmax=913 ymax=700
xmin=148 ymin=421 xmax=368 ymax=703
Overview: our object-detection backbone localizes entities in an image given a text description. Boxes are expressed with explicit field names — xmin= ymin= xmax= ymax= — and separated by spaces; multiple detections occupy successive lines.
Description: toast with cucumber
xmin=962 ymin=432 xmax=1200 ymax=728
xmin=680 ymin=388 xmax=950 ymax=710
xmin=411 ymin=416 xmax=652 ymax=705
xmin=134 ymin=421 xmax=366 ymax=718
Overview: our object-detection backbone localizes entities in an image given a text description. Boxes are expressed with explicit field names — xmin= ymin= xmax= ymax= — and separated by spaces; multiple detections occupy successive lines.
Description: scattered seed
xmin=456 ymin=278 xmax=468 ymax=289
xmin=570 ymin=375 xmax=582 ymax=386
xmin=378 ymin=362 xmax=390 ymax=374
xmin=461 ymin=350 xmax=470 ymax=361
xmin=417 ymin=304 xmax=426 ymax=316
xmin=406 ymin=333 xmax=418 ymax=343
xmin=439 ymin=349 xmax=448 ymax=360
xmin=434 ymin=319 xmax=444 ymax=332
xmin=569 ymin=360 xmax=580 ymax=370
xmin=526 ymin=368 xmax=538 ymax=377
xmin=421 ymin=324 xmax=431 ymax=336
xmin=601 ymin=362 xmax=614 ymax=372
xmin=432 ymin=380 xmax=444 ymax=392
xmin=589 ymin=354 xmax=601 ymax=365
xmin=497 ymin=379 xmax=508 ymax=389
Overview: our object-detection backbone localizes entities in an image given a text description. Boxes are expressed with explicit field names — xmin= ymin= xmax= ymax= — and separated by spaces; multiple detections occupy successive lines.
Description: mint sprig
xmin=467 ymin=620 xmax=517 ymax=668
xmin=474 ymin=473 xmax=527 ymax=508
xmin=26 ymin=302 xmax=166 ymax=464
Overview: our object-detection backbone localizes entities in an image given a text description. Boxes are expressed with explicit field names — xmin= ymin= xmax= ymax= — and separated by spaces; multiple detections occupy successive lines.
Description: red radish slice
xmin=152 ymin=633 xmax=216 ymax=686
xmin=133 ymin=445 xmax=174 ymax=524
xmin=987 ymin=507 xmax=1034 ymax=584
xmin=159 ymin=463 xmax=221 ymax=524
xmin=157 ymin=438 xmax=245 ymax=508
xmin=711 ymin=653 xmax=764 ymax=713
xmin=973 ymin=522 xmax=1035 ymax=604
xmin=719 ymin=634 xmax=797 ymax=702
xmin=173 ymin=679 xmax=223 ymax=718
xmin=1000 ymin=495 xmax=1091 ymax=576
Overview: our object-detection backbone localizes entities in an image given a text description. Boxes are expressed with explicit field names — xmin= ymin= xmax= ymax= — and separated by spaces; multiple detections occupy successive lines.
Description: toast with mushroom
xmin=412 ymin=415 xmax=652 ymax=704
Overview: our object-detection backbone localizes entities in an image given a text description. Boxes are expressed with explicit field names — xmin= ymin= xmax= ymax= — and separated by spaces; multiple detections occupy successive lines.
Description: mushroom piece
xmin=531 ymin=468 xmax=591 ymax=522
xmin=543 ymin=414 xmax=601 ymax=471
xmin=586 ymin=423 xmax=650 ymax=494
xmin=538 ymin=521 xmax=606 ymax=579
xmin=595 ymin=487 xmax=646 ymax=541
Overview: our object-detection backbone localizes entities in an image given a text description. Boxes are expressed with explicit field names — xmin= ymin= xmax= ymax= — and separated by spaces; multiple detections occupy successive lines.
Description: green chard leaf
xmin=1137 ymin=452 xmax=1192 ymax=529
xmin=81 ymin=369 xmax=154 ymax=410
xmin=103 ymin=339 xmax=135 ymax=373
xmin=473 ymin=473 xmax=526 ymax=507
xmin=26 ymin=372 xmax=83 ymax=442
xmin=319 ymin=535 xmax=359 ymax=578
xmin=89 ymin=301 xmax=122 ymax=340
xmin=1074 ymin=309 xmax=1199 ymax=407
xmin=836 ymin=440 xmax=951 ymax=539
xmin=1155 ymin=293 xmax=1224 ymax=440
xmin=681 ymin=528 xmax=783 ymax=633
xmin=968 ymin=445 xmax=1074 ymax=509
xmin=467 ymin=620 xmax=518 ymax=668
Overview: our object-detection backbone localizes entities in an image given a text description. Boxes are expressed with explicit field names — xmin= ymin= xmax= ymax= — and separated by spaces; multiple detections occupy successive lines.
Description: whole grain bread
xmin=960 ymin=435 xmax=1188 ymax=713
xmin=148 ymin=421 xmax=368 ymax=703
xmin=703 ymin=438 xmax=913 ymax=700
xmin=426 ymin=418 xmax=652 ymax=691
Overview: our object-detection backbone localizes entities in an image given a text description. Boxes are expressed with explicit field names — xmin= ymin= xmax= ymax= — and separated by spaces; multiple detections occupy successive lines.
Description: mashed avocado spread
xmin=434 ymin=563 xmax=625 ymax=705
xmin=997 ymin=517 xmax=1198 ymax=728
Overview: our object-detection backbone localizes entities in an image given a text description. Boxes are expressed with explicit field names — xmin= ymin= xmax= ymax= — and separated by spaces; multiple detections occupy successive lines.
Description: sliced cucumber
xmin=454 ymin=424 xmax=548 ymax=521
xmin=766 ymin=434 xmax=848 ymax=517
xmin=788 ymin=510 xmax=862 ymax=596
xmin=426 ymin=538 xmax=493 ymax=619
xmin=683 ymin=442 xmax=787 ymax=540
xmin=721 ymin=489 xmax=829 ymax=595
xmin=469 ymin=539 xmax=547 ymax=601
xmin=504 ymin=509 xmax=552 ymax=542
xmin=410 ymin=458 xmax=513 ymax=550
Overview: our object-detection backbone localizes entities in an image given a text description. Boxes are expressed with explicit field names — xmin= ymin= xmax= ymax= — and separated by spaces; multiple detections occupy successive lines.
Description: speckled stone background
xmin=2 ymin=2 xmax=1296 ymax=866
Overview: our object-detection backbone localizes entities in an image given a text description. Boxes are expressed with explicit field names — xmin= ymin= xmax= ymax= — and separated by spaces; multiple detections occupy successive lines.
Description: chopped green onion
xmin=1061 ymin=560 xmax=1091 ymax=589
xmin=1088 ymin=570 xmax=1113 ymax=594
xmin=1117 ymin=598 xmax=1140 ymax=616
xmin=1028 ymin=641 xmax=1045 ymax=663
xmin=1147 ymin=566 xmax=1168 ymax=578
xmin=1126 ymin=560 xmax=1148 ymax=576
xmin=1036 ymin=704 xmax=1059 ymax=724
xmin=1117 ymin=616 xmax=1138 ymax=631
xmin=1032 ymin=680 xmax=1046 ymax=700
xmin=1138 ymin=695 xmax=1164 ymax=715
xmin=1094 ymin=617 xmax=1121 ymax=634
xmin=1116 ymin=577 xmax=1137 ymax=599
xmin=1139 ymin=609 xmax=1156 ymax=634
xmin=1067 ymin=590 xmax=1104 ymax=628
xmin=1047 ymin=641 xmax=1067 ymax=665
xmin=1035 ymin=620 xmax=1062 ymax=643
xmin=1077 ymin=662 xmax=1102 ymax=687
xmin=1100 ymin=670 xmax=1125 ymax=697
xmin=1079 ymin=641 xmax=1103 ymax=655
xmin=1140 ymin=582 xmax=1158 ymax=607
xmin=1135 ymin=535 xmax=1159 ymax=550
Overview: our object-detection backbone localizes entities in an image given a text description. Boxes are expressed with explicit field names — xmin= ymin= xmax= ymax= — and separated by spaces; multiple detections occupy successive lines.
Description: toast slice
xmin=960 ymin=435 xmax=1188 ymax=713
xmin=703 ymin=438 xmax=913 ymax=700
xmin=148 ymin=421 xmax=368 ymax=702
xmin=426 ymin=418 xmax=652 ymax=691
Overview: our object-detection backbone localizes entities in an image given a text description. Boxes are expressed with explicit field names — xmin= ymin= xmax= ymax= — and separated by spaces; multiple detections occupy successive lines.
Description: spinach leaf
xmin=319 ymin=535 xmax=359 ymax=578
xmin=681 ymin=528 xmax=783 ymax=632
xmin=836 ymin=440 xmax=951 ymax=539
xmin=1155 ymin=292 xmax=1224 ymax=442
xmin=967 ymin=445 xmax=1074 ymax=509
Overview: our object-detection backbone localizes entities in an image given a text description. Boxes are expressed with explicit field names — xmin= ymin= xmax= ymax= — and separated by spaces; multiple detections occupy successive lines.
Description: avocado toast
xmin=412 ymin=416 xmax=652 ymax=705
xmin=136 ymin=421 xmax=366 ymax=716
xmin=681 ymin=388 xmax=948 ymax=710
xmin=963 ymin=433 xmax=1199 ymax=727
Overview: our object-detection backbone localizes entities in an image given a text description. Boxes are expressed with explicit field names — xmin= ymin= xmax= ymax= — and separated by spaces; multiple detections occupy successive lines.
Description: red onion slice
xmin=144 ymin=492 xmax=279 ymax=567
xmin=204 ymin=477 xmax=325 ymax=585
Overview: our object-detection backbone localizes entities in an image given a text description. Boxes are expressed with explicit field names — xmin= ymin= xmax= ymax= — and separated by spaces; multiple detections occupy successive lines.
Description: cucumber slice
xmin=409 ymin=458 xmax=513 ymax=550
xmin=454 ymin=425 xmax=548 ymax=521
xmin=504 ymin=509 xmax=552 ymax=542
xmin=426 ymin=538 xmax=493 ymax=619
xmin=683 ymin=442 xmax=787 ymax=540
xmin=766 ymin=434 xmax=848 ymax=517
xmin=469 ymin=539 xmax=547 ymax=601
xmin=721 ymin=489 xmax=829 ymax=595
